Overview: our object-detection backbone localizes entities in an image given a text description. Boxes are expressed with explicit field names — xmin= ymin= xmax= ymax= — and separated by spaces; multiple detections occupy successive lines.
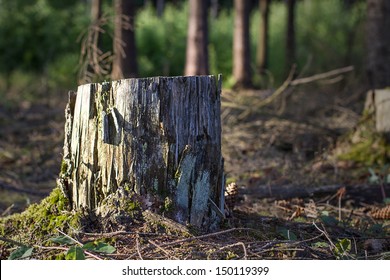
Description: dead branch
xmin=290 ymin=66 xmax=354 ymax=86
xmin=148 ymin=240 xmax=179 ymax=260
xmin=157 ymin=227 xmax=265 ymax=248
xmin=239 ymin=65 xmax=296 ymax=120
xmin=135 ymin=234 xmax=143 ymax=260
xmin=237 ymin=65 xmax=354 ymax=120
xmin=78 ymin=14 xmax=114 ymax=84
xmin=213 ymin=242 xmax=248 ymax=260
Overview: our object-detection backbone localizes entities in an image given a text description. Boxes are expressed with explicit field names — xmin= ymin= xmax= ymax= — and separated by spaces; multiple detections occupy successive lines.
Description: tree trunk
xmin=112 ymin=0 xmax=138 ymax=80
xmin=184 ymin=0 xmax=209 ymax=76
xmin=58 ymin=76 xmax=224 ymax=230
xmin=285 ymin=0 xmax=296 ymax=74
xmin=88 ymin=0 xmax=102 ymax=77
xmin=210 ymin=0 xmax=219 ymax=19
xmin=366 ymin=0 xmax=390 ymax=89
xmin=256 ymin=0 xmax=270 ymax=76
xmin=156 ymin=0 xmax=165 ymax=17
xmin=233 ymin=0 xmax=252 ymax=88
xmin=91 ymin=0 xmax=102 ymax=26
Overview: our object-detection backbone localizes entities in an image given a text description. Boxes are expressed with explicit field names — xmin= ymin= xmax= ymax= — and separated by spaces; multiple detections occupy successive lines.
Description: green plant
xmin=48 ymin=234 xmax=116 ymax=260
xmin=333 ymin=238 xmax=352 ymax=259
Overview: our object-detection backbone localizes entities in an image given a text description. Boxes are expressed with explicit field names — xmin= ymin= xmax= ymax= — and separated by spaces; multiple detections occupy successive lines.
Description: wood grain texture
xmin=60 ymin=76 xmax=224 ymax=228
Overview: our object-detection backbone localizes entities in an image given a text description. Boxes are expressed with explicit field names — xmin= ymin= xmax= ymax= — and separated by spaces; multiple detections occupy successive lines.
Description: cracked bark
xmin=59 ymin=76 xmax=224 ymax=229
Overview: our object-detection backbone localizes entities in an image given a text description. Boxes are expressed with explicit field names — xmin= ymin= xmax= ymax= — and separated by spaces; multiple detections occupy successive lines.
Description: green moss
xmin=0 ymin=188 xmax=81 ymax=245
xmin=60 ymin=159 xmax=68 ymax=175
xmin=337 ymin=134 xmax=390 ymax=166
xmin=335 ymin=107 xmax=390 ymax=166
xmin=163 ymin=197 xmax=173 ymax=213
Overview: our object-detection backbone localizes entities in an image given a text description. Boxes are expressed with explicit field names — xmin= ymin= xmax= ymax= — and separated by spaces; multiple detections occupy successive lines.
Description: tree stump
xmin=374 ymin=89 xmax=390 ymax=139
xmin=58 ymin=75 xmax=224 ymax=229
xmin=365 ymin=89 xmax=390 ymax=141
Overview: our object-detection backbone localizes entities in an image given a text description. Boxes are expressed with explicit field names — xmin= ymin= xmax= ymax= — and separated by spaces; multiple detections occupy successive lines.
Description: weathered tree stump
xmin=58 ymin=75 xmax=224 ymax=229
xmin=374 ymin=89 xmax=390 ymax=138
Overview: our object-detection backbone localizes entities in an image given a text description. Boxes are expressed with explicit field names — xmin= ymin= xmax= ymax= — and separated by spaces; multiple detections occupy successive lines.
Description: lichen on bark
xmin=61 ymin=75 xmax=224 ymax=229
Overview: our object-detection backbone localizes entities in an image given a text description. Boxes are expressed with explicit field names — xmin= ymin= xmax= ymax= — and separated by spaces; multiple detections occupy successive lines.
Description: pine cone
xmin=225 ymin=182 xmax=239 ymax=213
xmin=370 ymin=205 xmax=390 ymax=220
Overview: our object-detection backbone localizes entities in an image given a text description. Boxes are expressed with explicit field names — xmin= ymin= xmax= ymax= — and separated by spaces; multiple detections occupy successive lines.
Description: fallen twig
xmin=214 ymin=242 xmax=248 ymax=260
xmin=148 ymin=239 xmax=179 ymax=260
xmin=239 ymin=65 xmax=296 ymax=120
xmin=290 ymin=66 xmax=354 ymax=86
xmin=158 ymin=227 xmax=265 ymax=248
xmin=237 ymin=65 xmax=354 ymax=120
xmin=135 ymin=234 xmax=143 ymax=260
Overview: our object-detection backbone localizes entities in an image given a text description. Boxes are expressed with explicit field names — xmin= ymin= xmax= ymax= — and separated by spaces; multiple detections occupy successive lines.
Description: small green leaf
xmin=20 ymin=247 xmax=33 ymax=259
xmin=321 ymin=210 xmax=329 ymax=216
xmin=66 ymin=246 xmax=85 ymax=260
xmin=368 ymin=168 xmax=379 ymax=184
xmin=277 ymin=227 xmax=297 ymax=240
xmin=8 ymin=246 xmax=33 ymax=260
xmin=83 ymin=242 xmax=116 ymax=254
xmin=334 ymin=238 xmax=351 ymax=259
xmin=50 ymin=235 xmax=76 ymax=245
xmin=320 ymin=215 xmax=338 ymax=226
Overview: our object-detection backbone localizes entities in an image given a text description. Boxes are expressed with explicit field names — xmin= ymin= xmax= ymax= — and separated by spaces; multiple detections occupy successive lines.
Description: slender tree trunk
xmin=88 ymin=0 xmax=102 ymax=76
xmin=59 ymin=76 xmax=224 ymax=230
xmin=256 ymin=0 xmax=270 ymax=76
xmin=210 ymin=0 xmax=219 ymax=19
xmin=366 ymin=0 xmax=390 ymax=89
xmin=184 ymin=0 xmax=209 ymax=76
xmin=233 ymin=0 xmax=252 ymax=88
xmin=156 ymin=0 xmax=165 ymax=17
xmin=91 ymin=0 xmax=102 ymax=26
xmin=112 ymin=0 xmax=138 ymax=80
xmin=285 ymin=0 xmax=296 ymax=74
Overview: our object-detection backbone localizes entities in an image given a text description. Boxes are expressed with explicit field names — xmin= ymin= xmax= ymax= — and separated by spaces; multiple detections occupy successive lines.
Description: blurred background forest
xmin=0 ymin=0 xmax=366 ymax=93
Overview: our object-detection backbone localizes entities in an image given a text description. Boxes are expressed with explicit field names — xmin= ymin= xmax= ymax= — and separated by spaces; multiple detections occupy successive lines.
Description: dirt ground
xmin=1 ymin=76 xmax=389 ymax=259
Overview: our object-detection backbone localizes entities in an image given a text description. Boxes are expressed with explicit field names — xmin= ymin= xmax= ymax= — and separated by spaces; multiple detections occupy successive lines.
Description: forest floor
xmin=0 ymin=77 xmax=389 ymax=260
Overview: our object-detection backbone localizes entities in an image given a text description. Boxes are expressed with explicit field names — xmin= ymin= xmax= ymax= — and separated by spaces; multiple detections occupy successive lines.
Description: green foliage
xmin=66 ymin=246 xmax=86 ymax=260
xmin=83 ymin=241 xmax=116 ymax=254
xmin=0 ymin=0 xmax=366 ymax=93
xmin=136 ymin=3 xmax=188 ymax=77
xmin=0 ymin=188 xmax=80 ymax=245
xmin=8 ymin=245 xmax=33 ymax=260
xmin=295 ymin=0 xmax=365 ymax=76
xmin=277 ymin=226 xmax=297 ymax=240
xmin=49 ymin=235 xmax=76 ymax=245
xmin=338 ymin=134 xmax=390 ymax=166
xmin=49 ymin=236 xmax=116 ymax=259
xmin=0 ymin=0 xmax=88 ymax=75
xmin=209 ymin=9 xmax=234 ymax=78
xmin=333 ymin=238 xmax=352 ymax=259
